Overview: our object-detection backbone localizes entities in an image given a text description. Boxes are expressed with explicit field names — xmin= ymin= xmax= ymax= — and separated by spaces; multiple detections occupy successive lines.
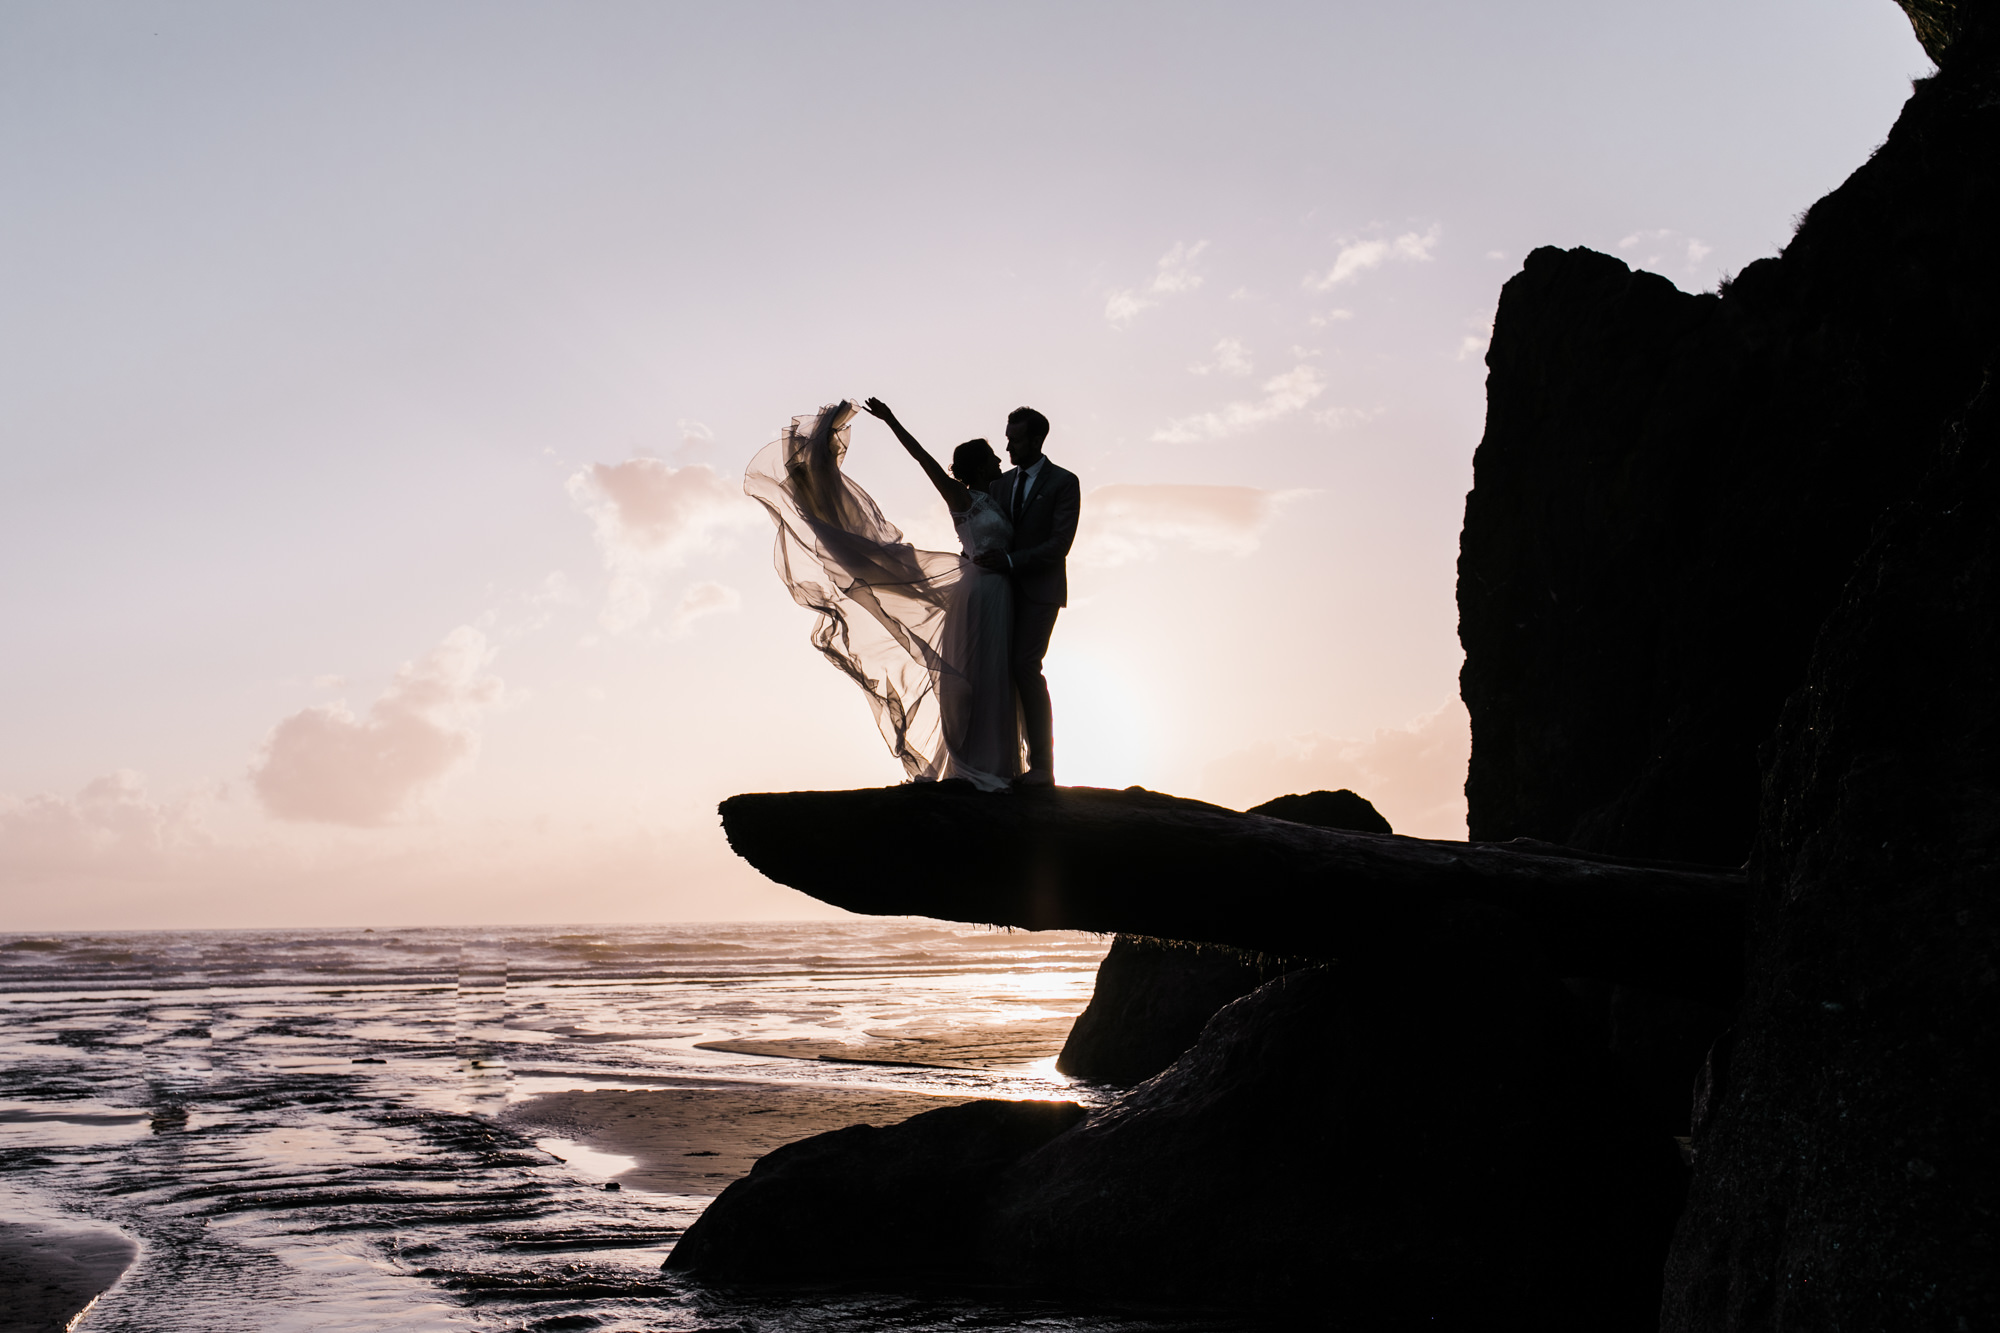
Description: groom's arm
xmin=1007 ymin=471 xmax=1081 ymax=573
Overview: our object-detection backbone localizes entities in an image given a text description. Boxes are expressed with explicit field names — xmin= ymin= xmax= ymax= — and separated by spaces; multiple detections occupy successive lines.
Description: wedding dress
xmin=744 ymin=401 xmax=1025 ymax=790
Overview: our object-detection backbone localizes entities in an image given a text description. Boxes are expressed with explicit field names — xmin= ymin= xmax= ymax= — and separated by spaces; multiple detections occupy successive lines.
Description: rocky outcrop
xmin=721 ymin=784 xmax=1745 ymax=1003
xmin=1661 ymin=374 xmax=2000 ymax=1329
xmin=664 ymin=1098 xmax=1085 ymax=1285
xmin=1055 ymin=790 xmax=1387 ymax=1085
xmin=712 ymin=787 xmax=1708 ymax=1320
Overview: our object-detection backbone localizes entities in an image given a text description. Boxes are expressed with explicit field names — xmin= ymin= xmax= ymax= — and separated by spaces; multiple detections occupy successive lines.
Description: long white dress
xmin=744 ymin=401 xmax=1025 ymax=791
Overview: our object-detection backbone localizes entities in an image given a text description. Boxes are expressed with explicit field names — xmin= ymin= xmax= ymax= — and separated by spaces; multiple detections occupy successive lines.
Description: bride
xmin=743 ymin=399 xmax=1024 ymax=790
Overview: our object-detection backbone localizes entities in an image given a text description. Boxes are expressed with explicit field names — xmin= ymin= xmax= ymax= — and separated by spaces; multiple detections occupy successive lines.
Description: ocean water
xmin=0 ymin=922 xmax=1245 ymax=1332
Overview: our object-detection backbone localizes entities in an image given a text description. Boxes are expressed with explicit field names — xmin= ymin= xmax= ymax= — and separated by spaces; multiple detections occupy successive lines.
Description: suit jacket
xmin=989 ymin=459 xmax=1081 ymax=607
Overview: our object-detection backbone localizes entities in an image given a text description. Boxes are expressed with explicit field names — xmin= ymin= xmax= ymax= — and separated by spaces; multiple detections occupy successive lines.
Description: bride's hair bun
xmin=951 ymin=439 xmax=999 ymax=482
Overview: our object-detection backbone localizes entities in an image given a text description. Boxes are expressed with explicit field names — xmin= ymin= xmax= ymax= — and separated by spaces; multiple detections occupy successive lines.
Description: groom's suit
xmin=989 ymin=458 xmax=1081 ymax=777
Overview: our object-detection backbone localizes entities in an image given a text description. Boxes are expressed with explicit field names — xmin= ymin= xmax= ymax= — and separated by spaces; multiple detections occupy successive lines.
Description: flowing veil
xmin=744 ymin=401 xmax=972 ymax=781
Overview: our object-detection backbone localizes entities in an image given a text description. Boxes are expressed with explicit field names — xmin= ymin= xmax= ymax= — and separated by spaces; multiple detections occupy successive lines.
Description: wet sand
xmin=503 ymin=1012 xmax=1082 ymax=1195
xmin=0 ymin=924 xmax=1110 ymax=1330
xmin=0 ymin=1220 xmax=137 ymax=1333
xmin=500 ymin=1083 xmax=981 ymax=1195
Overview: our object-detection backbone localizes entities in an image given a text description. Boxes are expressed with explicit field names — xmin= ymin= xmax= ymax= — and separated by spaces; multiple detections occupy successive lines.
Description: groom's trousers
xmin=1011 ymin=600 xmax=1062 ymax=774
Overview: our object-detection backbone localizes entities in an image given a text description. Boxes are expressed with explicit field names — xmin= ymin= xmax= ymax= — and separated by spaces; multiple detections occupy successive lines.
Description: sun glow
xmin=1043 ymin=648 xmax=1155 ymax=790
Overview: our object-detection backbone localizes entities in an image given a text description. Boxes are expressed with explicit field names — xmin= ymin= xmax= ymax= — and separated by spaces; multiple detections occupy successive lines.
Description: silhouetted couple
xmin=742 ymin=400 xmax=1080 ymax=791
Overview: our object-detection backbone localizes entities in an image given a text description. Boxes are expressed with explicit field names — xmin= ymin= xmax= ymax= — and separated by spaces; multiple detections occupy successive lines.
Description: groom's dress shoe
xmin=1011 ymin=768 xmax=1056 ymax=789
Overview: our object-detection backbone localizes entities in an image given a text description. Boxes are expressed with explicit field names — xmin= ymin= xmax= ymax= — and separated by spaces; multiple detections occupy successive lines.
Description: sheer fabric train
xmin=745 ymin=401 xmax=1024 ymax=790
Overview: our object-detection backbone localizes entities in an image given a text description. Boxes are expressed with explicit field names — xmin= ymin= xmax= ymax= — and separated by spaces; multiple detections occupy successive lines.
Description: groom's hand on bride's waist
xmin=972 ymin=551 xmax=1010 ymax=572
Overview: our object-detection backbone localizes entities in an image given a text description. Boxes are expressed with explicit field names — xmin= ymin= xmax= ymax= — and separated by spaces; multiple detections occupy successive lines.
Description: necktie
xmin=1013 ymin=469 xmax=1031 ymax=521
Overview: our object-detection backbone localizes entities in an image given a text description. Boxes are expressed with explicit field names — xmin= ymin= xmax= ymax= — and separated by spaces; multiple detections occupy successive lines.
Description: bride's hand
xmin=862 ymin=397 xmax=895 ymax=423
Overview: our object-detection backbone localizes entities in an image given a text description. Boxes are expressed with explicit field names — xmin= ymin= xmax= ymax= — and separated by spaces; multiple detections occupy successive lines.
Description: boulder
xmin=663 ymin=1098 xmax=1085 ymax=1285
xmin=1054 ymin=936 xmax=1297 ymax=1085
xmin=1246 ymin=787 xmax=1393 ymax=834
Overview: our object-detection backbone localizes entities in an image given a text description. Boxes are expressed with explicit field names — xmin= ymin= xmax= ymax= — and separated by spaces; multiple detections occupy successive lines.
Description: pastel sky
xmin=0 ymin=2 xmax=1926 ymax=929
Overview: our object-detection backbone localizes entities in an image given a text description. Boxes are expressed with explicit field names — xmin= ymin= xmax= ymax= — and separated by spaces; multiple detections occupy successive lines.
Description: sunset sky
xmin=0 ymin=2 xmax=1926 ymax=928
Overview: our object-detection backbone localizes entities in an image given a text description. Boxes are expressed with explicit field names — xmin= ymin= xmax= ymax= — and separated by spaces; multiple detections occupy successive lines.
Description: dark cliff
xmin=1460 ymin=62 xmax=2000 ymax=866
xmin=1663 ymin=373 xmax=2000 ymax=1329
xmin=1462 ymin=27 xmax=2000 ymax=1331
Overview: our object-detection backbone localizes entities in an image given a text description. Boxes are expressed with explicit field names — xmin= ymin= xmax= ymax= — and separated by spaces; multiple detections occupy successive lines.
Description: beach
xmin=0 ymin=921 xmax=1237 ymax=1333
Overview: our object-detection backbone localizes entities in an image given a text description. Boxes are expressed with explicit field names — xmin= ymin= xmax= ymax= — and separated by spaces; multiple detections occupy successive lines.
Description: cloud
xmin=1305 ymin=225 xmax=1439 ymax=291
xmin=0 ymin=772 xmax=211 ymax=873
xmin=1105 ymin=240 xmax=1209 ymax=327
xmin=250 ymin=627 xmax=504 ymax=827
xmin=1201 ymin=701 xmax=1471 ymax=839
xmin=1312 ymin=405 xmax=1383 ymax=431
xmin=571 ymin=458 xmax=748 ymax=560
xmin=1617 ymin=229 xmax=1713 ymax=275
xmin=1188 ymin=337 xmax=1253 ymax=377
xmin=1151 ymin=365 xmax=1325 ymax=443
xmin=1075 ymin=484 xmax=1305 ymax=565
xmin=1308 ymin=308 xmax=1355 ymax=328
xmin=673 ymin=581 xmax=741 ymax=631
xmin=568 ymin=457 xmax=759 ymax=631
xmin=677 ymin=418 xmax=715 ymax=449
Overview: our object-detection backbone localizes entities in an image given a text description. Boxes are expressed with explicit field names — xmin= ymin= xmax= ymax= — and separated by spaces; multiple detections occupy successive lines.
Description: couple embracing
xmin=743 ymin=399 xmax=1080 ymax=791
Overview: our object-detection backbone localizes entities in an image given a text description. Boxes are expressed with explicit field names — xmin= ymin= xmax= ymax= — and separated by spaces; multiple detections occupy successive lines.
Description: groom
xmin=972 ymin=406 xmax=1080 ymax=787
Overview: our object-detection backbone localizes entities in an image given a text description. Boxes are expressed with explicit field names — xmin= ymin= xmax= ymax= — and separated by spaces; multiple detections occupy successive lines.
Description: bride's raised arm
xmin=863 ymin=398 xmax=973 ymax=513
